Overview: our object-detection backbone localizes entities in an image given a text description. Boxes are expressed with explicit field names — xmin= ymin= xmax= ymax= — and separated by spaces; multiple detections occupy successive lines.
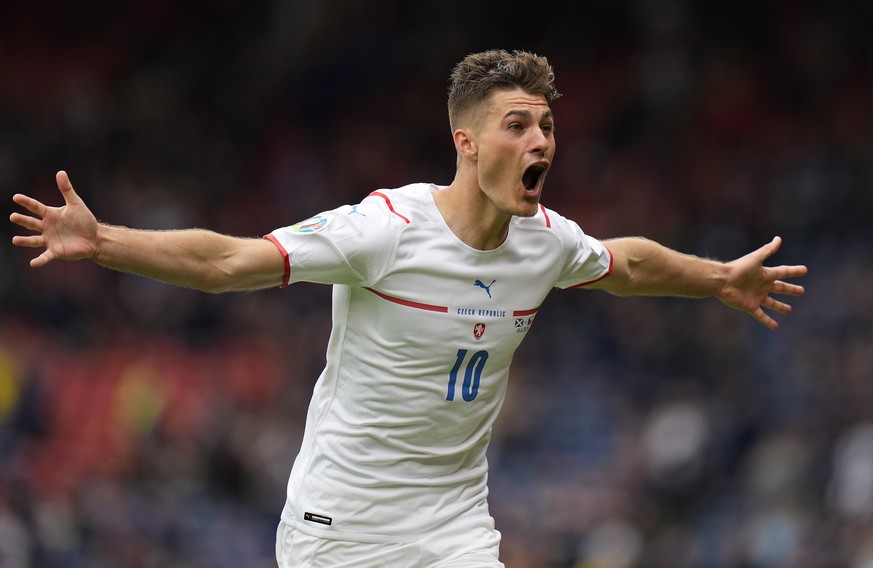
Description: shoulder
xmin=362 ymin=183 xmax=439 ymax=225
xmin=512 ymin=204 xmax=602 ymax=250
xmin=511 ymin=203 xmax=562 ymax=235
xmin=518 ymin=205 xmax=612 ymax=288
xmin=527 ymin=204 xmax=589 ymax=233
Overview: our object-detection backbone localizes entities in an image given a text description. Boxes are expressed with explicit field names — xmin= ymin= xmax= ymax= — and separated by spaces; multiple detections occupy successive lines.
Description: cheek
xmin=477 ymin=154 xmax=512 ymax=188
xmin=478 ymin=142 xmax=514 ymax=177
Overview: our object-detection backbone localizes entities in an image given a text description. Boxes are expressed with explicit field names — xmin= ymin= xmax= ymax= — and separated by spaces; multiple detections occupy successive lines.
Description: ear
xmin=453 ymin=128 xmax=478 ymax=161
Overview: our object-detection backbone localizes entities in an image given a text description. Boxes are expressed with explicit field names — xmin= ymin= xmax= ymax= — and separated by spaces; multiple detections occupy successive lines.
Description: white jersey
xmin=265 ymin=183 xmax=612 ymax=541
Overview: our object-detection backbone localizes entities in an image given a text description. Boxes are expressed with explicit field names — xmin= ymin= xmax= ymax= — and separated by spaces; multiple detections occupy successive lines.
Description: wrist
xmin=92 ymin=223 xmax=121 ymax=266
xmin=711 ymin=261 xmax=731 ymax=299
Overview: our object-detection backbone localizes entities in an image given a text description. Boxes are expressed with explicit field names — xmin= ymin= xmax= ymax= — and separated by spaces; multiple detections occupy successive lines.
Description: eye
xmin=541 ymin=123 xmax=554 ymax=134
xmin=508 ymin=123 xmax=524 ymax=131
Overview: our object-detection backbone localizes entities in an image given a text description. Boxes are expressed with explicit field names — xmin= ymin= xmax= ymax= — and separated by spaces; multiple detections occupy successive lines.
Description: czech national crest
xmin=473 ymin=323 xmax=486 ymax=340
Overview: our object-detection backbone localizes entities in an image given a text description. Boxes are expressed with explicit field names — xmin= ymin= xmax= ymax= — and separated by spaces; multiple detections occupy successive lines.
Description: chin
xmin=519 ymin=195 xmax=542 ymax=216
xmin=490 ymin=188 xmax=540 ymax=217
xmin=508 ymin=201 xmax=540 ymax=218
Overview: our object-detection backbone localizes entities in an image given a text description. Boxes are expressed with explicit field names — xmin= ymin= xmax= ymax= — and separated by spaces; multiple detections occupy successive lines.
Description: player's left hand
xmin=718 ymin=236 xmax=807 ymax=330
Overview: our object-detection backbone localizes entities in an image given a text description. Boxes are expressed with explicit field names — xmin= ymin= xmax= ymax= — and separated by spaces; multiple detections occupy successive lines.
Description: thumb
xmin=757 ymin=235 xmax=782 ymax=261
xmin=56 ymin=170 xmax=83 ymax=206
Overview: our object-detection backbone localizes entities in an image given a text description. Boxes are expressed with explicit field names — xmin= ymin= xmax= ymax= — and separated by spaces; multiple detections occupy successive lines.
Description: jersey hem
xmin=280 ymin=511 xmax=425 ymax=544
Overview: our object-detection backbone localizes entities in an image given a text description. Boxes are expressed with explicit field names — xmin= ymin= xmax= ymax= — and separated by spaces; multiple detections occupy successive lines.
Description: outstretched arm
xmin=587 ymin=236 xmax=807 ymax=330
xmin=11 ymin=171 xmax=285 ymax=293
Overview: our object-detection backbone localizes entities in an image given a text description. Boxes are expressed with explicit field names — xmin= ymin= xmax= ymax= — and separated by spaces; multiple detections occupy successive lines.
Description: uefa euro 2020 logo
xmin=290 ymin=215 xmax=329 ymax=233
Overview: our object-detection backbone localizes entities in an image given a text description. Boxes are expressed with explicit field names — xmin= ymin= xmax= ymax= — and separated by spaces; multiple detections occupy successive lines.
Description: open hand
xmin=718 ymin=236 xmax=807 ymax=330
xmin=10 ymin=171 xmax=98 ymax=267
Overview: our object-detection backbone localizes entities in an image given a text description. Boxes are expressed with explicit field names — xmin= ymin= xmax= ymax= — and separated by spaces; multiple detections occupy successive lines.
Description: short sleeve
xmin=550 ymin=212 xmax=613 ymax=289
xmin=265 ymin=199 xmax=402 ymax=287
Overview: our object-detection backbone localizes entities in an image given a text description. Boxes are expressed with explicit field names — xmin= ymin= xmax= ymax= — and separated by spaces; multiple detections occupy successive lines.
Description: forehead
xmin=484 ymin=88 xmax=552 ymax=119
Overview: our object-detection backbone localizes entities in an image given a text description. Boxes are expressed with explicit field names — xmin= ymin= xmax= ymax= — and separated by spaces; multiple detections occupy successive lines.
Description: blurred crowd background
xmin=1 ymin=0 xmax=871 ymax=566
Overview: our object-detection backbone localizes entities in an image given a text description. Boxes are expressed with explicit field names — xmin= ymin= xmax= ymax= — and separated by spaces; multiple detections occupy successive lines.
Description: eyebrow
xmin=502 ymin=109 xmax=554 ymax=121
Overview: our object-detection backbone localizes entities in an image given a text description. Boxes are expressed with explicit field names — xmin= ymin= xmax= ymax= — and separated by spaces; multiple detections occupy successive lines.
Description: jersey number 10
xmin=446 ymin=349 xmax=489 ymax=402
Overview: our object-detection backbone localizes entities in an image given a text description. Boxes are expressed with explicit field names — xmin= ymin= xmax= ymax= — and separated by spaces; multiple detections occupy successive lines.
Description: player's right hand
xmin=10 ymin=170 xmax=99 ymax=268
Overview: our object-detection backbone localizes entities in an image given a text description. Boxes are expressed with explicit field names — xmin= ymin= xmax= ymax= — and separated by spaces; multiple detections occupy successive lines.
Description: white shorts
xmin=275 ymin=504 xmax=503 ymax=568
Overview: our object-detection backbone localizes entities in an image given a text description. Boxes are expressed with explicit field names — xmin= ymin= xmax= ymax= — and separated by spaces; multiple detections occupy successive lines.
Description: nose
xmin=529 ymin=127 xmax=551 ymax=154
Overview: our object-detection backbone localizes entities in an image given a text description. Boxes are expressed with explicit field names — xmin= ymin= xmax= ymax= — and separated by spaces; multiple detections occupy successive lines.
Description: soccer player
xmin=10 ymin=50 xmax=806 ymax=567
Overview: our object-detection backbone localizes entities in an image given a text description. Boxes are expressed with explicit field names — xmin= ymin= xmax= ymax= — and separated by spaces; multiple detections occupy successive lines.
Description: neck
xmin=433 ymin=175 xmax=512 ymax=251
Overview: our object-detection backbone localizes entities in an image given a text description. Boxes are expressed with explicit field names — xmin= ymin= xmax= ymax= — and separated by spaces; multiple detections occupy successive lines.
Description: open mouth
xmin=522 ymin=164 xmax=547 ymax=193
